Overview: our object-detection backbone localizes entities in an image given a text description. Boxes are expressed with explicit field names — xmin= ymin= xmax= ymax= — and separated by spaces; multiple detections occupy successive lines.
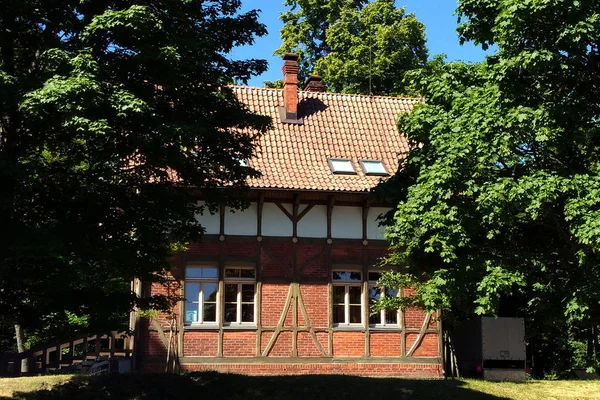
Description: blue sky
xmin=230 ymin=0 xmax=492 ymax=87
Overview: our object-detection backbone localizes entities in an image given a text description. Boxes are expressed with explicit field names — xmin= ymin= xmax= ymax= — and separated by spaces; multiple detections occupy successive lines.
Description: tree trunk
xmin=14 ymin=324 xmax=28 ymax=373
xmin=593 ymin=325 xmax=599 ymax=365
xmin=587 ymin=323 xmax=594 ymax=367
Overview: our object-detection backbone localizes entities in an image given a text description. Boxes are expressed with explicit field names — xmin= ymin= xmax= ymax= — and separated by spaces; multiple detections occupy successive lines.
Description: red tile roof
xmin=233 ymin=86 xmax=419 ymax=193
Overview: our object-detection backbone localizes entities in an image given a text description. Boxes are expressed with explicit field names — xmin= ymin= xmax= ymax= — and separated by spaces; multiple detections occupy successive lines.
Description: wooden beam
xmin=363 ymin=244 xmax=370 ymax=357
xmin=407 ymin=312 xmax=433 ymax=357
xmin=297 ymin=284 xmax=327 ymax=356
xmin=219 ymin=204 xmax=225 ymax=236
xmin=151 ymin=319 xmax=170 ymax=349
xmin=298 ymin=245 xmax=327 ymax=273
xmin=326 ymin=196 xmax=335 ymax=239
xmin=297 ymin=204 xmax=315 ymax=222
xmin=255 ymin=282 xmax=262 ymax=357
xmin=292 ymin=284 xmax=298 ymax=357
xmin=257 ymin=192 xmax=264 ymax=237
xmin=327 ymin=283 xmax=333 ymax=356
xmin=261 ymin=284 xmax=294 ymax=356
xmin=362 ymin=199 xmax=370 ymax=241
xmin=177 ymin=355 xmax=441 ymax=365
xmin=262 ymin=245 xmax=293 ymax=280
xmin=274 ymin=202 xmax=293 ymax=221
xmin=217 ymin=241 xmax=225 ymax=357
xmin=292 ymin=196 xmax=299 ymax=280
xmin=401 ymin=287 xmax=406 ymax=357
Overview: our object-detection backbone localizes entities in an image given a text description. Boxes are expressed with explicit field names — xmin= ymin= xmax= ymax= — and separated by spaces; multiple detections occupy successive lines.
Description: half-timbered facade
xmin=137 ymin=54 xmax=443 ymax=377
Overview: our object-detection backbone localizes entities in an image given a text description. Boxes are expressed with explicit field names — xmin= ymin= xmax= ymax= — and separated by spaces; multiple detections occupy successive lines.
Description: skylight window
xmin=359 ymin=160 xmax=388 ymax=176
xmin=328 ymin=158 xmax=356 ymax=174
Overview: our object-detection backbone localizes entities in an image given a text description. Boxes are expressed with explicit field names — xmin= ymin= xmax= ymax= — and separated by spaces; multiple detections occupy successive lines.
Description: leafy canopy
xmin=377 ymin=0 xmax=600 ymax=332
xmin=276 ymin=0 xmax=427 ymax=95
xmin=0 ymin=0 xmax=270 ymax=339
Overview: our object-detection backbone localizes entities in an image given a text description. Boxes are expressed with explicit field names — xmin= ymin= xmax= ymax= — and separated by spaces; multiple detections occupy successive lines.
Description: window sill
xmin=369 ymin=326 xmax=402 ymax=331
xmin=184 ymin=324 xmax=258 ymax=331
xmin=332 ymin=325 xmax=366 ymax=332
xmin=223 ymin=325 xmax=257 ymax=330
xmin=184 ymin=324 xmax=219 ymax=330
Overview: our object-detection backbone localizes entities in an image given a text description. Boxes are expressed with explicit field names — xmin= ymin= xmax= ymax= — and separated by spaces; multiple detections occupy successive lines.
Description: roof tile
xmin=232 ymin=86 xmax=418 ymax=193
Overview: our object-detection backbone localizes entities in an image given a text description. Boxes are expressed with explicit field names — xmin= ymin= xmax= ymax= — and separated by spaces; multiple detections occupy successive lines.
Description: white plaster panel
xmin=224 ymin=203 xmax=257 ymax=236
xmin=195 ymin=201 xmax=220 ymax=235
xmin=367 ymin=207 xmax=392 ymax=240
xmin=297 ymin=205 xmax=327 ymax=238
xmin=262 ymin=203 xmax=293 ymax=237
xmin=331 ymin=206 xmax=363 ymax=239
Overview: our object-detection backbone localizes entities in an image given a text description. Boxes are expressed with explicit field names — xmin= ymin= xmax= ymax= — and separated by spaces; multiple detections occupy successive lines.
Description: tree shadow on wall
xmin=6 ymin=372 xmax=510 ymax=400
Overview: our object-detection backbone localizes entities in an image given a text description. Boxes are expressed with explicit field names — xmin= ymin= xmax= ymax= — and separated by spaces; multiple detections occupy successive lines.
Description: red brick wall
xmin=333 ymin=331 xmax=364 ymax=357
xmin=370 ymin=332 xmax=401 ymax=357
xmin=298 ymin=284 xmax=328 ymax=326
xmin=406 ymin=333 xmax=439 ymax=357
xmin=261 ymin=284 xmax=291 ymax=327
xmin=297 ymin=332 xmax=323 ymax=356
xmin=183 ymin=331 xmax=218 ymax=357
xmin=140 ymin=331 xmax=166 ymax=357
xmin=222 ymin=331 xmax=255 ymax=357
xmin=269 ymin=331 xmax=293 ymax=357
xmin=298 ymin=244 xmax=328 ymax=279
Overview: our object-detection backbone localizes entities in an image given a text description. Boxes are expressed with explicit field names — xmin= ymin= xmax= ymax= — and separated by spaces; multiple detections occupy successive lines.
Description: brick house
xmin=136 ymin=54 xmax=443 ymax=377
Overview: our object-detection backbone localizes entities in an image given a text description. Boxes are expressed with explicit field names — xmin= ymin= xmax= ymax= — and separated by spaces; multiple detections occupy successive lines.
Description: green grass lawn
xmin=1 ymin=373 xmax=599 ymax=399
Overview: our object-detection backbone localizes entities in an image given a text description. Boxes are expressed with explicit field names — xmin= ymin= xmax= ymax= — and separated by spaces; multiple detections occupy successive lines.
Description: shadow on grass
xmin=5 ymin=372 xmax=510 ymax=400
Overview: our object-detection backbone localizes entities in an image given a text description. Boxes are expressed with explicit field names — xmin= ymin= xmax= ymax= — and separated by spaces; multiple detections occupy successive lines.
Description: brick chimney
xmin=282 ymin=53 xmax=299 ymax=120
xmin=304 ymin=75 xmax=325 ymax=92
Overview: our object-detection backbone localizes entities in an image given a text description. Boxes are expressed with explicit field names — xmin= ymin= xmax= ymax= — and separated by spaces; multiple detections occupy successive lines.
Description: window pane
xmin=186 ymin=268 xmax=203 ymax=279
xmin=333 ymin=286 xmax=345 ymax=303
xmin=385 ymin=288 xmax=398 ymax=298
xmin=185 ymin=302 xmax=198 ymax=323
xmin=224 ymin=304 xmax=237 ymax=323
xmin=369 ymin=287 xmax=382 ymax=325
xmin=349 ymin=305 xmax=362 ymax=324
xmin=333 ymin=271 xmax=362 ymax=281
xmin=185 ymin=283 xmax=200 ymax=302
xmin=350 ymin=272 xmax=362 ymax=281
xmin=386 ymin=311 xmax=398 ymax=325
xmin=241 ymin=304 xmax=254 ymax=322
xmin=202 ymin=267 xmax=218 ymax=278
xmin=203 ymin=304 xmax=216 ymax=322
xmin=225 ymin=268 xmax=240 ymax=278
xmin=349 ymin=286 xmax=361 ymax=304
xmin=368 ymin=286 xmax=380 ymax=302
xmin=333 ymin=305 xmax=345 ymax=324
xmin=224 ymin=284 xmax=238 ymax=303
xmin=369 ymin=312 xmax=381 ymax=325
xmin=330 ymin=159 xmax=356 ymax=174
xmin=368 ymin=272 xmax=381 ymax=282
xmin=361 ymin=160 xmax=387 ymax=175
xmin=241 ymin=284 xmax=255 ymax=302
xmin=241 ymin=269 xmax=256 ymax=279
xmin=203 ymin=283 xmax=218 ymax=302
xmin=186 ymin=267 xmax=218 ymax=279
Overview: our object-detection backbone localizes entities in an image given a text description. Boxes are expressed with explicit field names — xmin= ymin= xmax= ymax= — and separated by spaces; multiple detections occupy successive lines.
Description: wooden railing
xmin=0 ymin=331 xmax=133 ymax=376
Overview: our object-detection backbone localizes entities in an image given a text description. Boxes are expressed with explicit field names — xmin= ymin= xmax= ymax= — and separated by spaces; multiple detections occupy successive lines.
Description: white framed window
xmin=332 ymin=269 xmax=363 ymax=326
xmin=328 ymin=158 xmax=357 ymax=175
xmin=368 ymin=271 xmax=400 ymax=327
xmin=359 ymin=160 xmax=389 ymax=176
xmin=223 ymin=266 xmax=256 ymax=325
xmin=185 ymin=266 xmax=219 ymax=325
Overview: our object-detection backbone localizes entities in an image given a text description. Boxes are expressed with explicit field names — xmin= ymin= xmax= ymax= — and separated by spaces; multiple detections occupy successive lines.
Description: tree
xmin=0 ymin=0 xmax=270 ymax=355
xmin=375 ymin=0 xmax=600 ymax=375
xmin=276 ymin=0 xmax=427 ymax=95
